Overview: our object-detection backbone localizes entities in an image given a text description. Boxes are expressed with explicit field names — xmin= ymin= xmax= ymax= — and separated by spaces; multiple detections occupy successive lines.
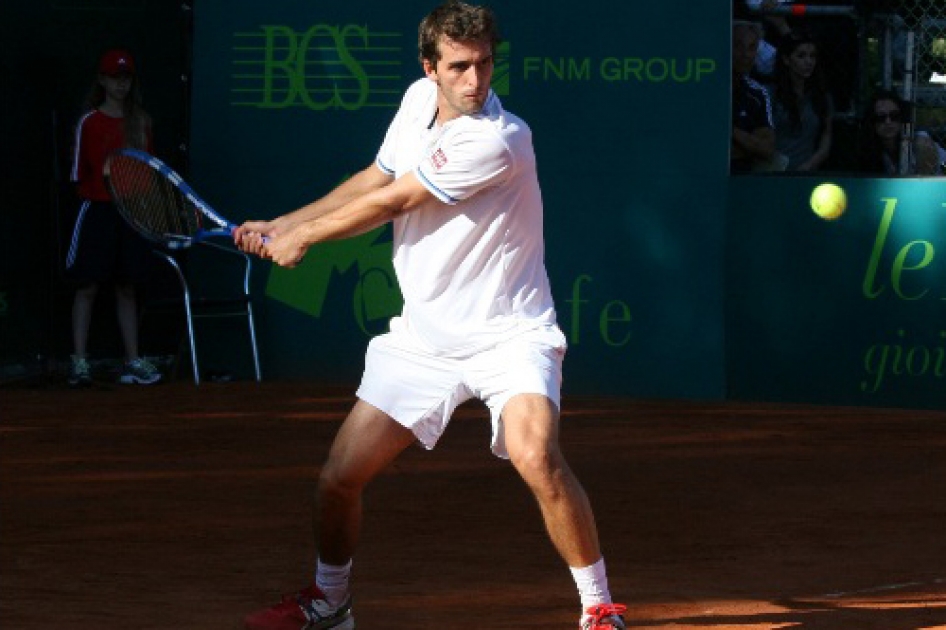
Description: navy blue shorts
xmin=65 ymin=200 xmax=153 ymax=284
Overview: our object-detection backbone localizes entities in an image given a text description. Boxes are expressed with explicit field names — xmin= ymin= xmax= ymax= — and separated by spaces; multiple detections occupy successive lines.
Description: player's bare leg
xmin=245 ymin=400 xmax=416 ymax=630
xmin=502 ymin=393 xmax=600 ymax=565
xmin=503 ymin=393 xmax=626 ymax=629
xmin=317 ymin=398 xmax=418 ymax=564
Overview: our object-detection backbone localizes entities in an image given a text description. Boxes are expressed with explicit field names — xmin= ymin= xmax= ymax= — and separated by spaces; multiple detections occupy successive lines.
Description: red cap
xmin=99 ymin=49 xmax=136 ymax=76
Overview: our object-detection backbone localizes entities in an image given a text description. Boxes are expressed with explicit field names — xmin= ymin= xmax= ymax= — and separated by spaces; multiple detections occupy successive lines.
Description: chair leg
xmin=149 ymin=249 xmax=202 ymax=385
xmin=246 ymin=303 xmax=262 ymax=382
xmin=151 ymin=244 xmax=261 ymax=385
xmin=182 ymin=294 xmax=201 ymax=386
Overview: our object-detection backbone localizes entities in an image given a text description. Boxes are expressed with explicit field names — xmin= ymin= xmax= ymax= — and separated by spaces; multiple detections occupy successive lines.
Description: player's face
xmin=425 ymin=35 xmax=493 ymax=122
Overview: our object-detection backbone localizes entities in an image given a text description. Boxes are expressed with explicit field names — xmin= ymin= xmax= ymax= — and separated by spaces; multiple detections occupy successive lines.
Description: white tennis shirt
xmin=376 ymin=77 xmax=558 ymax=357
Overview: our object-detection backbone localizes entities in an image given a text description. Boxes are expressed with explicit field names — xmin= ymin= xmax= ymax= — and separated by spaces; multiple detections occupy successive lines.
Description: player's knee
xmin=511 ymin=444 xmax=565 ymax=496
xmin=318 ymin=461 xmax=362 ymax=501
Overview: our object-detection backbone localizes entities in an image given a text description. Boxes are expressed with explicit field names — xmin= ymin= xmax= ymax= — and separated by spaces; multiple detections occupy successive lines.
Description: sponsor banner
xmin=728 ymin=177 xmax=946 ymax=407
xmin=190 ymin=0 xmax=729 ymax=397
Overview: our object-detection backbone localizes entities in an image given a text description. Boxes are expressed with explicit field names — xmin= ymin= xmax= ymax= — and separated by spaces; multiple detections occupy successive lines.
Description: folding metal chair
xmin=146 ymin=241 xmax=261 ymax=385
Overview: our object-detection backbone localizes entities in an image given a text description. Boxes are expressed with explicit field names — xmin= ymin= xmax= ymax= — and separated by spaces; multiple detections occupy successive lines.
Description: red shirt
xmin=70 ymin=109 xmax=152 ymax=201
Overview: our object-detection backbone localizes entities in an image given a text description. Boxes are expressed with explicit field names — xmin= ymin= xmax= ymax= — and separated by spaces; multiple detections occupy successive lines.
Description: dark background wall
xmin=0 ymin=0 xmax=188 ymax=370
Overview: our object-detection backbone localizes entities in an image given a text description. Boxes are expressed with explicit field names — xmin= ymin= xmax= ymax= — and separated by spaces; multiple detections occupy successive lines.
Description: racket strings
xmin=108 ymin=156 xmax=200 ymax=243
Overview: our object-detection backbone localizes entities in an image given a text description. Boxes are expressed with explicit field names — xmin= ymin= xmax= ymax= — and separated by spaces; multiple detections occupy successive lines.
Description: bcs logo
xmin=232 ymin=26 xmax=512 ymax=110
xmin=231 ymin=24 xmax=404 ymax=110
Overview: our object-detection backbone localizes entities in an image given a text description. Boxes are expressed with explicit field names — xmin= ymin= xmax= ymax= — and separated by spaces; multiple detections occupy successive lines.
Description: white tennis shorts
xmin=356 ymin=324 xmax=567 ymax=459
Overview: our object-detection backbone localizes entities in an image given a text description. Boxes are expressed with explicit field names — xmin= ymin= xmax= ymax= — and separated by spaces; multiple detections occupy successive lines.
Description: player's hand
xmin=260 ymin=228 xmax=309 ymax=268
xmin=234 ymin=220 xmax=270 ymax=255
xmin=234 ymin=217 xmax=291 ymax=256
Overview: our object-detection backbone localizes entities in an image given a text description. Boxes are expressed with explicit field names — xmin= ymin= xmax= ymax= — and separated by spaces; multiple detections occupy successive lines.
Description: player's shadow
xmin=632 ymin=596 xmax=946 ymax=629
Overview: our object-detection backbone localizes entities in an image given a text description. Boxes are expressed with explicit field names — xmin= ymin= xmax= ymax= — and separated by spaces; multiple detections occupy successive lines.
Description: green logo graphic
xmin=232 ymin=24 xmax=404 ymax=110
xmin=522 ymin=56 xmax=716 ymax=83
xmin=858 ymin=197 xmax=946 ymax=394
xmin=232 ymin=28 xmax=510 ymax=108
xmin=492 ymin=41 xmax=510 ymax=95
xmin=265 ymin=226 xmax=402 ymax=336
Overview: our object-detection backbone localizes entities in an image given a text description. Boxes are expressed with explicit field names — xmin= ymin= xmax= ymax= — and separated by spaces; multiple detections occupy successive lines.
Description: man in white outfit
xmin=236 ymin=2 xmax=625 ymax=628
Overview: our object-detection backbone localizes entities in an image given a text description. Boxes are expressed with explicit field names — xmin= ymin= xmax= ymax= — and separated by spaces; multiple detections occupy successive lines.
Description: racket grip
xmin=229 ymin=224 xmax=270 ymax=244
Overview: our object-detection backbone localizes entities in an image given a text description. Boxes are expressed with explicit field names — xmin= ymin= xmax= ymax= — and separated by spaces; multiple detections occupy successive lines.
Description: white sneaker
xmin=67 ymin=355 xmax=92 ymax=388
xmin=119 ymin=358 xmax=162 ymax=385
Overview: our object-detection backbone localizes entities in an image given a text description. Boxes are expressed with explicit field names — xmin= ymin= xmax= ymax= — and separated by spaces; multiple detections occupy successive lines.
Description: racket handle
xmin=229 ymin=224 xmax=270 ymax=244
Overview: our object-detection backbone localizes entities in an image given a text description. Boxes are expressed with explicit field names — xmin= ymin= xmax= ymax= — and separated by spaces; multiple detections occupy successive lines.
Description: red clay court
xmin=2 ymin=381 xmax=945 ymax=629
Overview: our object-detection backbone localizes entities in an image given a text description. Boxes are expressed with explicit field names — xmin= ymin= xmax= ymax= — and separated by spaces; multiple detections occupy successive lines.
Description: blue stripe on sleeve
xmin=414 ymin=167 xmax=457 ymax=204
xmin=376 ymin=156 xmax=394 ymax=175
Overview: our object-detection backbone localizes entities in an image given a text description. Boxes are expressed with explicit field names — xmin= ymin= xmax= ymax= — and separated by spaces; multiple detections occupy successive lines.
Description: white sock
xmin=570 ymin=557 xmax=612 ymax=611
xmin=315 ymin=558 xmax=352 ymax=608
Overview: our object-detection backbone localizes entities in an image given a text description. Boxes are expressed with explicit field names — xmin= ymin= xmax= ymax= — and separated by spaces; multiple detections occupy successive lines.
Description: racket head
xmin=105 ymin=149 xmax=233 ymax=249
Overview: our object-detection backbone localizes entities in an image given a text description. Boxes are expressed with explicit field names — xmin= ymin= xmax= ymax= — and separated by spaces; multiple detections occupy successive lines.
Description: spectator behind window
xmin=770 ymin=31 xmax=834 ymax=171
xmin=732 ymin=20 xmax=778 ymax=172
xmin=860 ymin=89 xmax=946 ymax=176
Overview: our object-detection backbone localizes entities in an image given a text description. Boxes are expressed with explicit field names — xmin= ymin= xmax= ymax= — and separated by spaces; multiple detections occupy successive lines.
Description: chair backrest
xmin=179 ymin=241 xmax=253 ymax=302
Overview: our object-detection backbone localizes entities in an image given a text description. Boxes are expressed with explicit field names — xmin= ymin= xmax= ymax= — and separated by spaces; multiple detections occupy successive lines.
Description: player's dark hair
xmin=418 ymin=1 xmax=501 ymax=66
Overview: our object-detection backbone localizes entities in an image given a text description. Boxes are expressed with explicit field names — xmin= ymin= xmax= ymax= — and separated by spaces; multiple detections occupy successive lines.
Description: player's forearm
xmin=294 ymin=173 xmax=429 ymax=246
xmin=296 ymin=191 xmax=400 ymax=246
xmin=283 ymin=163 xmax=390 ymax=227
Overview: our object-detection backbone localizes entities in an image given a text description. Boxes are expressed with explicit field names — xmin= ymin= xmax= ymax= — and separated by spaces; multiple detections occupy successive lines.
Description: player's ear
xmin=422 ymin=58 xmax=437 ymax=81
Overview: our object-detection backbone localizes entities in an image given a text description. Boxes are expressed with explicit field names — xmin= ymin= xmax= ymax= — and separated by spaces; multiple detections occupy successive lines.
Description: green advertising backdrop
xmin=190 ymin=0 xmax=730 ymax=397
xmin=188 ymin=0 xmax=946 ymax=408
xmin=728 ymin=176 xmax=946 ymax=408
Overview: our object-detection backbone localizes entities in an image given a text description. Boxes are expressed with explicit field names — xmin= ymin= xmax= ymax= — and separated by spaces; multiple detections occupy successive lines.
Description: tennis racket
xmin=105 ymin=148 xmax=244 ymax=250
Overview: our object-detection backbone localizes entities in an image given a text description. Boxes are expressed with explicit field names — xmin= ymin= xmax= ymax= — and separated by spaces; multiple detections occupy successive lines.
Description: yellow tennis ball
xmin=810 ymin=182 xmax=847 ymax=220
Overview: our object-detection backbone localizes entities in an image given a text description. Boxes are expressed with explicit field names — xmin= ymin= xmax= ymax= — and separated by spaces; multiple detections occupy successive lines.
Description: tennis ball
xmin=810 ymin=183 xmax=847 ymax=221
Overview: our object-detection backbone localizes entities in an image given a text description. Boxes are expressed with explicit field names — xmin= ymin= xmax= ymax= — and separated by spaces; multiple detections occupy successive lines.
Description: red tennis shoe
xmin=581 ymin=603 xmax=627 ymax=629
xmin=244 ymin=584 xmax=353 ymax=630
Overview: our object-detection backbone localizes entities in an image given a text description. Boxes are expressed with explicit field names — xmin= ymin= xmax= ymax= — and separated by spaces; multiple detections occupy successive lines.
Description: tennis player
xmin=236 ymin=2 xmax=625 ymax=628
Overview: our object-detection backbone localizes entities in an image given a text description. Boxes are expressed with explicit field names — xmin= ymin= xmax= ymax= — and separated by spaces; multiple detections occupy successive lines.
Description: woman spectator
xmin=769 ymin=31 xmax=834 ymax=171
xmin=860 ymin=89 xmax=946 ymax=176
